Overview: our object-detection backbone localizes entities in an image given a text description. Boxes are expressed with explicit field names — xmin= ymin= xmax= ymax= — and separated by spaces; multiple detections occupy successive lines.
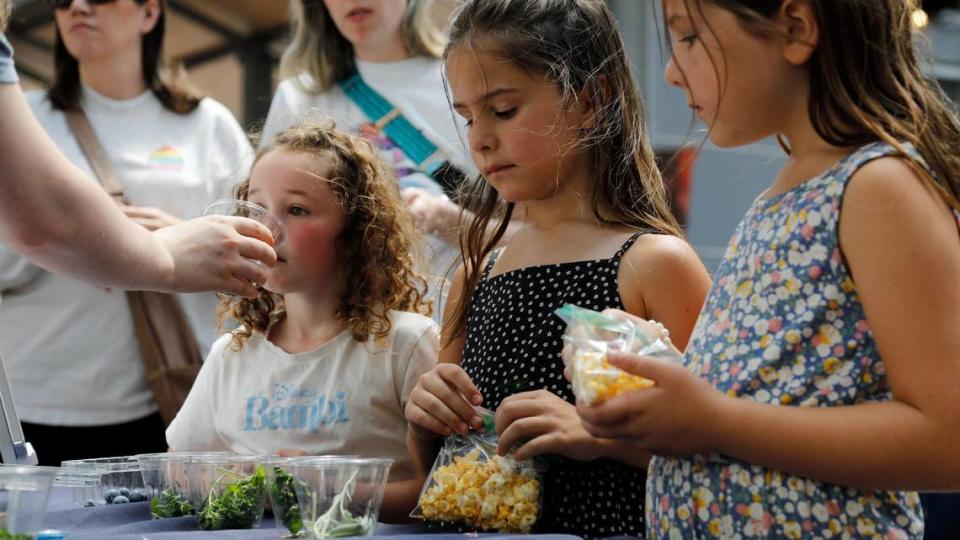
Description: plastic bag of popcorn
xmin=555 ymin=304 xmax=682 ymax=405
xmin=412 ymin=407 xmax=542 ymax=533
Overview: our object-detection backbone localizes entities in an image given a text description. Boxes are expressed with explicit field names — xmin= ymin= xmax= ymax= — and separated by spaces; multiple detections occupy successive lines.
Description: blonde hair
xmin=218 ymin=120 xmax=432 ymax=350
xmin=1 ymin=0 xmax=9 ymax=32
xmin=279 ymin=0 xmax=444 ymax=94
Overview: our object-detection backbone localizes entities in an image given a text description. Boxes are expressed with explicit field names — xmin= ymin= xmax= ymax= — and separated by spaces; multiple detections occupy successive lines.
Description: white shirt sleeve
xmin=396 ymin=320 xmax=440 ymax=409
xmin=206 ymin=100 xmax=254 ymax=203
xmin=262 ymin=79 xmax=304 ymax=146
xmin=0 ymin=245 xmax=43 ymax=292
xmin=165 ymin=334 xmax=232 ymax=451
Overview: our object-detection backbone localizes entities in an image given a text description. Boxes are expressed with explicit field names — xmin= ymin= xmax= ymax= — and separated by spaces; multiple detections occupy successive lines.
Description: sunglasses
xmin=48 ymin=0 xmax=118 ymax=9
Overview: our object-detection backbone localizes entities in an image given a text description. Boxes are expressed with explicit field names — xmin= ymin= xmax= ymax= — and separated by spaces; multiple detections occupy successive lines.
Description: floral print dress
xmin=646 ymin=142 xmax=928 ymax=539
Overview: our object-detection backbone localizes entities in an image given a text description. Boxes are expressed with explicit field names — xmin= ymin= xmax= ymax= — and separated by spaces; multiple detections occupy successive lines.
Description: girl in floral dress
xmin=577 ymin=1 xmax=960 ymax=538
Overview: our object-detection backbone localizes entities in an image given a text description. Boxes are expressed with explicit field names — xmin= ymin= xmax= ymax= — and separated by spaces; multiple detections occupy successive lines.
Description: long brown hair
xmin=677 ymin=0 xmax=960 ymax=210
xmin=48 ymin=0 xmax=201 ymax=113
xmin=279 ymin=0 xmax=444 ymax=94
xmin=444 ymin=0 xmax=683 ymax=343
xmin=218 ymin=120 xmax=432 ymax=350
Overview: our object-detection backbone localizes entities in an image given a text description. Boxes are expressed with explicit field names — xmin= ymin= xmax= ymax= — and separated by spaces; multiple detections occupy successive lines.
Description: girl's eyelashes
xmin=460 ymin=107 xmax=517 ymax=128
xmin=288 ymin=205 xmax=309 ymax=216
xmin=679 ymin=33 xmax=699 ymax=46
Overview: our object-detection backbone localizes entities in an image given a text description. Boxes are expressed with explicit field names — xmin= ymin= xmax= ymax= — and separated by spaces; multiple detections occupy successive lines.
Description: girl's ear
xmin=140 ymin=0 xmax=162 ymax=35
xmin=577 ymin=76 xmax=610 ymax=131
xmin=779 ymin=0 xmax=818 ymax=66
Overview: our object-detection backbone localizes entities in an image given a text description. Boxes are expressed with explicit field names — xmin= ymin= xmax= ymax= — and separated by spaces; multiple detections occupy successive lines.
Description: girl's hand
xmin=405 ymin=363 xmax=485 ymax=438
xmin=123 ymin=205 xmax=184 ymax=231
xmin=577 ymin=352 xmax=725 ymax=457
xmin=496 ymin=390 xmax=604 ymax=462
xmin=403 ymin=188 xmax=458 ymax=237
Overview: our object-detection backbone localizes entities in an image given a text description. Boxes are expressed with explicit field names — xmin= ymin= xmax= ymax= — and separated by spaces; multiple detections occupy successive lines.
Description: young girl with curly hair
xmin=166 ymin=120 xmax=437 ymax=522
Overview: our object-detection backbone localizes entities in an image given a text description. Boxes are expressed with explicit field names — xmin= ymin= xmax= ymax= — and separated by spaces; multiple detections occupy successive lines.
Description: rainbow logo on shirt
xmin=148 ymin=145 xmax=184 ymax=170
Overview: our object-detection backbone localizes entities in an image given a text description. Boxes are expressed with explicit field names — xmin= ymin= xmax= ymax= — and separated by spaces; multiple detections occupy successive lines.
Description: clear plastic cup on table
xmin=288 ymin=457 xmax=392 ymax=539
xmin=0 ymin=465 xmax=59 ymax=537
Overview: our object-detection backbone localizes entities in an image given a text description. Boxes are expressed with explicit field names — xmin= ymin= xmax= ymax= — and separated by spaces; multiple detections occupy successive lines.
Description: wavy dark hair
xmin=48 ymin=0 xmax=201 ymax=113
xmin=218 ymin=120 xmax=432 ymax=350
xmin=444 ymin=0 xmax=684 ymax=343
xmin=671 ymin=0 xmax=960 ymax=209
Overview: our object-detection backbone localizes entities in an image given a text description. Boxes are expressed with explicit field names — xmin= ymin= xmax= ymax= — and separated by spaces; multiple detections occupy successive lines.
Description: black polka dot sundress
xmin=459 ymin=231 xmax=648 ymax=539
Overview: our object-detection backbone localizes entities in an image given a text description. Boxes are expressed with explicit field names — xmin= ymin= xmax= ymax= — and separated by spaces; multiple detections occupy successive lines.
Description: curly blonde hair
xmin=218 ymin=120 xmax=432 ymax=350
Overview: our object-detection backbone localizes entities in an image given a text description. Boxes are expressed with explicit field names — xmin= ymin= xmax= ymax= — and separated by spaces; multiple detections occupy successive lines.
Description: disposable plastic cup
xmin=0 ymin=465 xmax=59 ymax=537
xmin=288 ymin=457 xmax=392 ymax=539
xmin=202 ymin=199 xmax=287 ymax=249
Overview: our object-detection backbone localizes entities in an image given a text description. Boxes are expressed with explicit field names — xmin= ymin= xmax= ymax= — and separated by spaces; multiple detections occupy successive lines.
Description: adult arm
xmin=0 ymin=82 xmax=275 ymax=295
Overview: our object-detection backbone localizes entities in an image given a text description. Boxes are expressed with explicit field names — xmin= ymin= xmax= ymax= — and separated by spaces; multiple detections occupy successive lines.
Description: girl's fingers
xmin=497 ymin=416 xmax=549 ymax=456
xmin=406 ymin=403 xmax=453 ymax=437
xmin=438 ymin=364 xmax=484 ymax=407
xmin=494 ymin=396 xmax=541 ymax=435
xmin=418 ymin=379 xmax=475 ymax=433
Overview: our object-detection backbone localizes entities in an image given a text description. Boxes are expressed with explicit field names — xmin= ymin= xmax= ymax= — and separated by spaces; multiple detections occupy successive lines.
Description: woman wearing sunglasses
xmin=0 ymin=0 xmax=256 ymax=465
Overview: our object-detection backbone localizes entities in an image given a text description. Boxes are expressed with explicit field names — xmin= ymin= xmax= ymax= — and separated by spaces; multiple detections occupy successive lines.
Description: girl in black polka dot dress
xmin=404 ymin=1 xmax=711 ymax=537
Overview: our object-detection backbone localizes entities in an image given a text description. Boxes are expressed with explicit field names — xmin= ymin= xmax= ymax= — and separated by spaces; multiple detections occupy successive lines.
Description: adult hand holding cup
xmin=202 ymin=199 xmax=287 ymax=293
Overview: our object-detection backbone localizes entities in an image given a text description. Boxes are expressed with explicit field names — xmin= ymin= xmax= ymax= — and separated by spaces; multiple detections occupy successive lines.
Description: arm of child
xmin=619 ymin=233 xmax=712 ymax=353
xmin=405 ymin=264 xmax=484 ymax=476
xmin=581 ymin=158 xmax=960 ymax=491
xmin=496 ymin=234 xmax=711 ymax=466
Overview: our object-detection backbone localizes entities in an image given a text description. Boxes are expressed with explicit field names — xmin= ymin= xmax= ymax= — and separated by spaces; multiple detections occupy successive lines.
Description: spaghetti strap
xmin=611 ymin=230 xmax=648 ymax=262
xmin=479 ymin=247 xmax=504 ymax=280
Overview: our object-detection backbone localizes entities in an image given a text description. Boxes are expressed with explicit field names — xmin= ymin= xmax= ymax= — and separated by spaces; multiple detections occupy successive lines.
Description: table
xmin=40 ymin=488 xmax=585 ymax=540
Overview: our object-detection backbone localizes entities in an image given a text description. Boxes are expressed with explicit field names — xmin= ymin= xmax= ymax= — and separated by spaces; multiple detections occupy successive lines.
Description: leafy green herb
xmin=198 ymin=465 xmax=266 ymax=530
xmin=149 ymin=487 xmax=194 ymax=519
xmin=0 ymin=529 xmax=30 ymax=540
xmin=302 ymin=470 xmax=374 ymax=538
xmin=270 ymin=466 xmax=303 ymax=535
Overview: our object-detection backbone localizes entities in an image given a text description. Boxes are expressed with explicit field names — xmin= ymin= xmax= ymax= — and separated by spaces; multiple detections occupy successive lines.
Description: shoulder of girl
xmin=622 ymin=233 xmax=699 ymax=272
xmin=845 ymin=155 xmax=931 ymax=203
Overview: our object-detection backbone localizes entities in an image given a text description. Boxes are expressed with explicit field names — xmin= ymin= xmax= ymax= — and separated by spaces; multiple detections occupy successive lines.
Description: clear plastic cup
xmin=288 ymin=457 xmax=392 ymax=539
xmin=137 ymin=453 xmax=195 ymax=519
xmin=187 ymin=454 xmax=267 ymax=531
xmin=0 ymin=465 xmax=59 ymax=537
xmin=202 ymin=199 xmax=287 ymax=249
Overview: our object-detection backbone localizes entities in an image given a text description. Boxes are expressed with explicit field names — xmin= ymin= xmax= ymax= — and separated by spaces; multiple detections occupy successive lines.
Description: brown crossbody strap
xmin=62 ymin=106 xmax=203 ymax=426
xmin=64 ymin=107 xmax=127 ymax=201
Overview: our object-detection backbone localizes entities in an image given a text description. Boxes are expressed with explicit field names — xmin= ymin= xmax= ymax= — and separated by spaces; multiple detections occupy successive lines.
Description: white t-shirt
xmin=262 ymin=57 xmax=471 ymax=321
xmin=0 ymin=86 xmax=253 ymax=426
xmin=166 ymin=311 xmax=438 ymax=482
xmin=262 ymin=56 xmax=472 ymax=183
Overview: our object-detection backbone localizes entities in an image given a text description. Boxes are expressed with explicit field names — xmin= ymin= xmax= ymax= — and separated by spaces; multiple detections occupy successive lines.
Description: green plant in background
xmin=198 ymin=465 xmax=266 ymax=530
xmin=270 ymin=466 xmax=303 ymax=535
xmin=149 ymin=487 xmax=194 ymax=519
xmin=0 ymin=529 xmax=30 ymax=540
xmin=302 ymin=469 xmax=373 ymax=538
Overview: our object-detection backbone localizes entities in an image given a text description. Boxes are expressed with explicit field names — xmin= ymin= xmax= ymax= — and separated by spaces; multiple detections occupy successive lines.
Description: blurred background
xmin=6 ymin=0 xmax=959 ymax=272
